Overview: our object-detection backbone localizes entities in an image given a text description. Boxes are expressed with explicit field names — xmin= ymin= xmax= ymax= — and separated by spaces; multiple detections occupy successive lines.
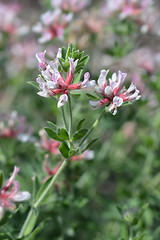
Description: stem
xmin=79 ymin=108 xmax=105 ymax=148
xmin=68 ymin=94 xmax=73 ymax=147
xmin=61 ymin=106 xmax=68 ymax=130
xmin=18 ymin=159 xmax=68 ymax=239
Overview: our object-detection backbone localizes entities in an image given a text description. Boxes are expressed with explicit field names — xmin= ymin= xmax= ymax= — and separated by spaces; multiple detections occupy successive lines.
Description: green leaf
xmin=0 ymin=171 xmax=4 ymax=189
xmin=74 ymin=70 xmax=83 ymax=84
xmin=24 ymin=220 xmax=47 ymax=240
xmin=69 ymin=148 xmax=79 ymax=157
xmin=86 ymin=93 xmax=99 ymax=100
xmin=22 ymin=209 xmax=38 ymax=237
xmin=32 ymin=176 xmax=40 ymax=201
xmin=35 ymin=176 xmax=53 ymax=202
xmin=72 ymin=129 xmax=88 ymax=141
xmin=62 ymin=47 xmax=67 ymax=59
xmin=44 ymin=128 xmax=62 ymax=141
xmin=59 ymin=142 xmax=70 ymax=158
xmin=76 ymin=119 xmax=85 ymax=131
xmin=82 ymin=138 xmax=98 ymax=152
xmin=78 ymin=56 xmax=89 ymax=66
xmin=72 ymin=50 xmax=80 ymax=59
xmin=70 ymin=93 xmax=81 ymax=99
xmin=47 ymin=121 xmax=57 ymax=131
xmin=58 ymin=128 xmax=69 ymax=140
xmin=27 ymin=81 xmax=40 ymax=90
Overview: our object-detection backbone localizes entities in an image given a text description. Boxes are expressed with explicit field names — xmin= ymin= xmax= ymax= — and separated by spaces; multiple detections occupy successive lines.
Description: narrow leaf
xmin=44 ymin=127 xmax=62 ymax=141
xmin=58 ymin=128 xmax=69 ymax=140
xmin=86 ymin=93 xmax=99 ymax=100
xmin=72 ymin=129 xmax=88 ymax=141
xmin=47 ymin=121 xmax=57 ymax=131
xmin=82 ymin=138 xmax=98 ymax=152
xmin=0 ymin=171 xmax=4 ymax=189
xmin=59 ymin=142 xmax=70 ymax=158
xmin=28 ymin=81 xmax=40 ymax=90
xmin=74 ymin=70 xmax=83 ymax=84
xmin=76 ymin=119 xmax=85 ymax=131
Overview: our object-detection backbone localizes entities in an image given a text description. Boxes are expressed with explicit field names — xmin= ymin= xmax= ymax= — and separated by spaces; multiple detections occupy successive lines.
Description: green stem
xmin=61 ymin=106 xmax=68 ymax=130
xmin=68 ymin=94 xmax=73 ymax=147
xmin=18 ymin=159 xmax=68 ymax=239
xmin=79 ymin=108 xmax=105 ymax=148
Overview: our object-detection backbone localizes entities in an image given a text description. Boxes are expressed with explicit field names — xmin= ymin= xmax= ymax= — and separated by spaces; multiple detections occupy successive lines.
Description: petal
xmin=37 ymin=91 xmax=50 ymax=98
xmin=13 ymin=191 xmax=31 ymax=202
xmin=57 ymin=94 xmax=68 ymax=108
xmin=113 ymin=96 xmax=123 ymax=107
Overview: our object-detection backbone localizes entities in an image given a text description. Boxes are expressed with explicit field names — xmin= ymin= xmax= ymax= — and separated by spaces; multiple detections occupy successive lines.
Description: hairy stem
xmin=61 ymin=106 xmax=68 ymax=130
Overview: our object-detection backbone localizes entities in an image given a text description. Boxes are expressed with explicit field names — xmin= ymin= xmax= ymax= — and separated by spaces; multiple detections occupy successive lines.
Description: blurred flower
xmin=51 ymin=0 xmax=89 ymax=12
xmin=7 ymin=40 xmax=39 ymax=76
xmin=36 ymin=48 xmax=95 ymax=107
xmin=90 ymin=70 xmax=141 ymax=115
xmin=0 ymin=1 xmax=20 ymax=35
xmin=0 ymin=166 xmax=31 ymax=220
xmin=36 ymin=129 xmax=60 ymax=155
xmin=32 ymin=9 xmax=73 ymax=43
xmin=0 ymin=111 xmax=33 ymax=142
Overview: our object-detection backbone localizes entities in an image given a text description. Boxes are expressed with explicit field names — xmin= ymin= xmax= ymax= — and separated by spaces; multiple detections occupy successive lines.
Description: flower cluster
xmin=51 ymin=0 xmax=89 ymax=13
xmin=0 ymin=167 xmax=31 ymax=220
xmin=0 ymin=111 xmax=33 ymax=142
xmin=35 ymin=45 xmax=141 ymax=114
xmin=32 ymin=9 xmax=73 ymax=43
xmin=36 ymin=46 xmax=95 ymax=107
xmin=0 ymin=1 xmax=20 ymax=35
xmin=90 ymin=70 xmax=141 ymax=115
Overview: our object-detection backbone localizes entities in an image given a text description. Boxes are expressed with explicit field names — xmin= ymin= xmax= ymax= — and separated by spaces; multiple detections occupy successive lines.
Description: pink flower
xmin=0 ymin=111 xmax=33 ymax=142
xmin=51 ymin=0 xmax=89 ymax=13
xmin=36 ymin=48 xmax=95 ymax=107
xmin=33 ymin=9 xmax=73 ymax=43
xmin=90 ymin=70 xmax=141 ymax=115
xmin=36 ymin=129 xmax=60 ymax=155
xmin=0 ymin=166 xmax=31 ymax=220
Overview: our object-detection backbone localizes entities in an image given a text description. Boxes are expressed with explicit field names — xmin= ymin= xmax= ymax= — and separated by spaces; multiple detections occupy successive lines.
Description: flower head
xmin=0 ymin=167 xmax=31 ymax=220
xmin=90 ymin=70 xmax=141 ymax=115
xmin=33 ymin=9 xmax=73 ymax=43
xmin=51 ymin=0 xmax=89 ymax=13
xmin=36 ymin=45 xmax=94 ymax=107
xmin=0 ymin=111 xmax=33 ymax=142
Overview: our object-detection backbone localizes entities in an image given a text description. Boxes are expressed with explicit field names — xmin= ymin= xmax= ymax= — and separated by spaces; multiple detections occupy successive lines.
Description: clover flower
xmin=0 ymin=167 xmax=31 ymax=220
xmin=0 ymin=111 xmax=33 ymax=142
xmin=0 ymin=1 xmax=20 ymax=35
xmin=51 ymin=0 xmax=89 ymax=13
xmin=90 ymin=70 xmax=141 ymax=115
xmin=36 ymin=48 xmax=95 ymax=107
xmin=32 ymin=9 xmax=73 ymax=43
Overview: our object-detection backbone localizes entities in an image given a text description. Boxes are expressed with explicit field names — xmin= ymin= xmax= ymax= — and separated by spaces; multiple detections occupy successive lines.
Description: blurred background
xmin=1 ymin=0 xmax=160 ymax=239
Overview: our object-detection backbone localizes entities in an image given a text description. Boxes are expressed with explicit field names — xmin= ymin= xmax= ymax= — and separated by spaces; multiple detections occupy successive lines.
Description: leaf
xmin=32 ymin=176 xmax=40 ymax=201
xmin=76 ymin=119 xmax=85 ymax=131
xmin=22 ymin=209 xmax=38 ymax=237
xmin=58 ymin=128 xmax=69 ymax=140
xmin=0 ymin=170 xmax=4 ymax=189
xmin=70 ymin=93 xmax=81 ymax=99
xmin=86 ymin=93 xmax=99 ymax=100
xmin=72 ymin=50 xmax=80 ymax=60
xmin=72 ymin=129 xmax=88 ymax=141
xmin=59 ymin=142 xmax=70 ymax=158
xmin=47 ymin=121 xmax=57 ymax=131
xmin=27 ymin=81 xmax=40 ymax=90
xmin=69 ymin=148 xmax=79 ymax=157
xmin=24 ymin=220 xmax=46 ymax=240
xmin=78 ymin=56 xmax=89 ymax=66
xmin=82 ymin=138 xmax=98 ymax=152
xmin=44 ymin=128 xmax=62 ymax=141
xmin=35 ymin=176 xmax=53 ymax=202
xmin=62 ymin=47 xmax=67 ymax=59
xmin=74 ymin=70 xmax=83 ymax=84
